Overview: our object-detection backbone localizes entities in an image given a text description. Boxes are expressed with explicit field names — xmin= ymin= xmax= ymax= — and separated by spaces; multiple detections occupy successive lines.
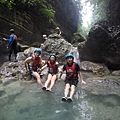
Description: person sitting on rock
xmin=24 ymin=48 xmax=45 ymax=87
xmin=40 ymin=54 xmax=60 ymax=91
xmin=59 ymin=53 xmax=86 ymax=102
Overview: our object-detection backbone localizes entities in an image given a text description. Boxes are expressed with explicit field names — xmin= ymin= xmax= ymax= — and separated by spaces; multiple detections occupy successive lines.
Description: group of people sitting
xmin=3 ymin=27 xmax=86 ymax=102
xmin=24 ymin=48 xmax=86 ymax=102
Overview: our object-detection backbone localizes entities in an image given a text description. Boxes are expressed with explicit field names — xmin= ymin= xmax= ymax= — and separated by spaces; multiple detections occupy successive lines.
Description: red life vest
xmin=47 ymin=61 xmax=57 ymax=74
xmin=66 ymin=63 xmax=78 ymax=80
xmin=32 ymin=57 xmax=41 ymax=71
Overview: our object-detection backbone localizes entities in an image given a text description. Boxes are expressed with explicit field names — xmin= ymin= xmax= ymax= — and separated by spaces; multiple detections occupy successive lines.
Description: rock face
xmin=0 ymin=0 xmax=79 ymax=45
xmin=80 ymin=61 xmax=110 ymax=76
xmin=80 ymin=21 xmax=120 ymax=70
xmin=0 ymin=0 xmax=79 ymax=65
xmin=108 ymin=0 xmax=120 ymax=25
xmin=49 ymin=0 xmax=79 ymax=41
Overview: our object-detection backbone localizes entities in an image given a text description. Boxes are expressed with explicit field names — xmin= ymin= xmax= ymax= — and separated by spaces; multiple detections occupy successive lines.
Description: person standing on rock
xmin=24 ymin=48 xmax=45 ymax=87
xmin=43 ymin=34 xmax=47 ymax=41
xmin=39 ymin=35 xmax=47 ymax=50
xmin=3 ymin=29 xmax=18 ymax=61
xmin=56 ymin=27 xmax=62 ymax=37
xmin=59 ymin=53 xmax=86 ymax=102
xmin=40 ymin=54 xmax=60 ymax=91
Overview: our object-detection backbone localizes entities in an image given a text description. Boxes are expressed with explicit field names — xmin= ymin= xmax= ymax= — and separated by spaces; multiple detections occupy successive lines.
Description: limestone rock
xmin=80 ymin=61 xmax=110 ymax=76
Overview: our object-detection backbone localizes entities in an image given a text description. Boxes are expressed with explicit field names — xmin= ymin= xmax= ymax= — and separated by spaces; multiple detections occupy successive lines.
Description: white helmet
xmin=56 ymin=27 xmax=60 ymax=30
xmin=43 ymin=34 xmax=47 ymax=37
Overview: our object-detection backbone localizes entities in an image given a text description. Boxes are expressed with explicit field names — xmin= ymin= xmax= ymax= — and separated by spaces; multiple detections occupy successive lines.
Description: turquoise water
xmin=0 ymin=82 xmax=120 ymax=120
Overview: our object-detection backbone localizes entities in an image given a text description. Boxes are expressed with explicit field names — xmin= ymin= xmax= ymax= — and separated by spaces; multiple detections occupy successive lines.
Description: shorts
xmin=48 ymin=72 xmax=58 ymax=76
xmin=65 ymin=79 xmax=79 ymax=87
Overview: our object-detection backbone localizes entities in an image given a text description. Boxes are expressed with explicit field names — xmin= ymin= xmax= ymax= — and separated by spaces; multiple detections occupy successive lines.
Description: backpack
xmin=10 ymin=34 xmax=18 ymax=46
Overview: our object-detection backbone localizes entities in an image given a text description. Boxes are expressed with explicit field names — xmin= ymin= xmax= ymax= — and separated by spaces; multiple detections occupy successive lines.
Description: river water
xmin=0 ymin=47 xmax=120 ymax=120
xmin=0 ymin=82 xmax=120 ymax=120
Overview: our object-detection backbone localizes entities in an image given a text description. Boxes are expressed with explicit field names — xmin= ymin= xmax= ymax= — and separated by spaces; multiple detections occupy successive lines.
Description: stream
xmin=0 ymin=47 xmax=120 ymax=120
xmin=0 ymin=82 xmax=120 ymax=120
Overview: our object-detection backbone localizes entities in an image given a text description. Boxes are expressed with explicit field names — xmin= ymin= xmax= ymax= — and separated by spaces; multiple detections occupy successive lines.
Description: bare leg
xmin=44 ymin=74 xmax=52 ymax=88
xmin=32 ymin=72 xmax=43 ymax=87
xmin=64 ymin=84 xmax=70 ymax=98
xmin=47 ymin=74 xmax=57 ymax=91
xmin=69 ymin=85 xmax=75 ymax=99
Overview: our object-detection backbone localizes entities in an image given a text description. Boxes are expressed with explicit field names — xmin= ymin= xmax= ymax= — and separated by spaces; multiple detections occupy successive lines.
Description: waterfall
xmin=70 ymin=47 xmax=80 ymax=65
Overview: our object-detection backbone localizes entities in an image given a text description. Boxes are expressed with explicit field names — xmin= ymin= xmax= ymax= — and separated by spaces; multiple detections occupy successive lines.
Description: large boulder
xmin=80 ymin=21 xmax=120 ymax=70
xmin=108 ymin=0 xmax=120 ymax=25
xmin=42 ymin=34 xmax=72 ymax=64
xmin=80 ymin=61 xmax=110 ymax=76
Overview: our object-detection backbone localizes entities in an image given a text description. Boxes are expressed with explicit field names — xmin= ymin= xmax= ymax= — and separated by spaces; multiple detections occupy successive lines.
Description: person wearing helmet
xmin=43 ymin=34 xmax=47 ymax=41
xmin=39 ymin=34 xmax=47 ymax=50
xmin=40 ymin=54 xmax=60 ymax=91
xmin=3 ymin=29 xmax=18 ymax=61
xmin=59 ymin=53 xmax=86 ymax=102
xmin=24 ymin=48 xmax=45 ymax=87
xmin=56 ymin=27 xmax=62 ymax=37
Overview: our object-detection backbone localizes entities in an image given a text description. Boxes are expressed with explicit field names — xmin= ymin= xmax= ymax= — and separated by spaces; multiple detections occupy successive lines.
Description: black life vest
xmin=66 ymin=63 xmax=78 ymax=80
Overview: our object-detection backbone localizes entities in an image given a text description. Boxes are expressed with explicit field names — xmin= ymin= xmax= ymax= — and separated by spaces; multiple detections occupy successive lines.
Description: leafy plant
xmin=1 ymin=0 xmax=15 ymax=9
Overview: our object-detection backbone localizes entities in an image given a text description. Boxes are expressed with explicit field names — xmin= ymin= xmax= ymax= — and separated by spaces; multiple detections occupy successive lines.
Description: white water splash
xmin=70 ymin=47 xmax=80 ymax=65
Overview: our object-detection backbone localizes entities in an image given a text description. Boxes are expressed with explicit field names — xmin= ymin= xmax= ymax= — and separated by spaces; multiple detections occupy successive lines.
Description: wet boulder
xmin=83 ymin=77 xmax=120 ymax=96
xmin=80 ymin=21 xmax=120 ymax=70
xmin=80 ymin=61 xmax=110 ymax=76
xmin=42 ymin=34 xmax=72 ymax=64
xmin=71 ymin=33 xmax=85 ymax=46
xmin=111 ymin=70 xmax=120 ymax=76
xmin=0 ymin=61 xmax=25 ymax=83
xmin=23 ymin=47 xmax=35 ymax=57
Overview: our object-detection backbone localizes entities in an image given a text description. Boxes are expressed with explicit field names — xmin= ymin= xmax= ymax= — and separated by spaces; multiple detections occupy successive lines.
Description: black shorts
xmin=65 ymin=79 xmax=79 ymax=86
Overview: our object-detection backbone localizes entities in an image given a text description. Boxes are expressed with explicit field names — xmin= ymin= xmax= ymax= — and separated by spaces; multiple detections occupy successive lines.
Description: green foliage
xmin=91 ymin=0 xmax=110 ymax=24
xmin=75 ymin=0 xmax=110 ymax=37
xmin=1 ymin=0 xmax=15 ymax=9
xmin=21 ymin=0 xmax=43 ymax=6
xmin=0 ymin=0 xmax=55 ymax=25
xmin=40 ymin=8 xmax=54 ymax=21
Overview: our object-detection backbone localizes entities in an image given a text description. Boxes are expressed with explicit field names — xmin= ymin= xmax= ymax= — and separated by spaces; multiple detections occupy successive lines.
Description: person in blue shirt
xmin=3 ymin=29 xmax=18 ymax=61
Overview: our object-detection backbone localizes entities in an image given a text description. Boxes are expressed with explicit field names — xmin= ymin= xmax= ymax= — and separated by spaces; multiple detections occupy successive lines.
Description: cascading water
xmin=73 ymin=0 xmax=109 ymax=37
xmin=70 ymin=47 xmax=80 ymax=65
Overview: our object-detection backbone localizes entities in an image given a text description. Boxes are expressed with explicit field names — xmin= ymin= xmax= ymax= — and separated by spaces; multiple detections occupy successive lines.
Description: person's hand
xmin=3 ymin=38 xmax=6 ymax=41
xmin=81 ymin=80 xmax=86 ymax=85
xmin=37 ymin=68 xmax=41 ymax=73
xmin=59 ymin=69 xmax=63 ymax=73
